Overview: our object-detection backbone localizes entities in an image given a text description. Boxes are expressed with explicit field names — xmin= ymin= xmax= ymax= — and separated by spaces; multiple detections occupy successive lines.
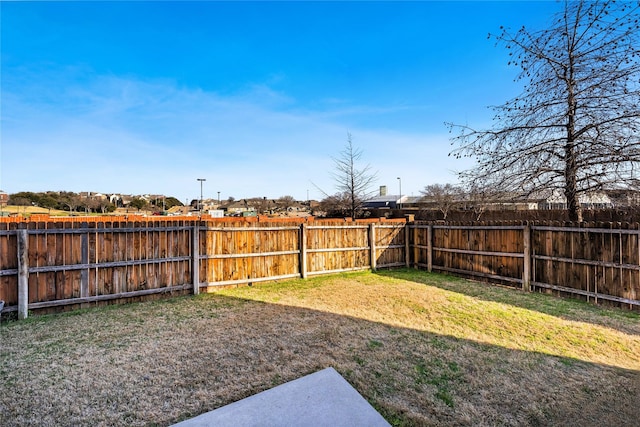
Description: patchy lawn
xmin=1 ymin=269 xmax=639 ymax=426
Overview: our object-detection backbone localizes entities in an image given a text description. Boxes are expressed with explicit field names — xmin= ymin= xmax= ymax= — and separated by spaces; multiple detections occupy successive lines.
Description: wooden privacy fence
xmin=0 ymin=220 xmax=194 ymax=320
xmin=2 ymin=218 xmax=640 ymax=320
xmin=411 ymin=222 xmax=640 ymax=307
xmin=197 ymin=222 xmax=407 ymax=287
xmin=0 ymin=218 xmax=408 ymax=319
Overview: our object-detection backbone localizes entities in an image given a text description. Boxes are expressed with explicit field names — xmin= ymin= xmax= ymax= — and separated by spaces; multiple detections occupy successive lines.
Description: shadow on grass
xmin=374 ymin=268 xmax=640 ymax=336
xmin=2 ymin=290 xmax=639 ymax=427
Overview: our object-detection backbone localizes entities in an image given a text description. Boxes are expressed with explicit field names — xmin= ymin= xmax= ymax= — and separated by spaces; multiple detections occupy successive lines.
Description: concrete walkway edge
xmin=171 ymin=367 xmax=391 ymax=427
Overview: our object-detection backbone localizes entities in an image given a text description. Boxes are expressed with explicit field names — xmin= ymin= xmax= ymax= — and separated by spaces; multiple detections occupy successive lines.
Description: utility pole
xmin=197 ymin=178 xmax=206 ymax=214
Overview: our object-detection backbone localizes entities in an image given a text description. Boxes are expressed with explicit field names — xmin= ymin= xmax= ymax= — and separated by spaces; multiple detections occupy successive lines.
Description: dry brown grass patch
xmin=1 ymin=270 xmax=639 ymax=426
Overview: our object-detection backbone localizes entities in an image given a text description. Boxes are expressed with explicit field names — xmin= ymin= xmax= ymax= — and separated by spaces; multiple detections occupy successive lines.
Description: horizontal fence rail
xmin=2 ymin=218 xmax=640 ymax=319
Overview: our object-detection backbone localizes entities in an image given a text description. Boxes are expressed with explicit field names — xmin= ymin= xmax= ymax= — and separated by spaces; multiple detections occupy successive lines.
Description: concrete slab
xmin=172 ymin=367 xmax=390 ymax=427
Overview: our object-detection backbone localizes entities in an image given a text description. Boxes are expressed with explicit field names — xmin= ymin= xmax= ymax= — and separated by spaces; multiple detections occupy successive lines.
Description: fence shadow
xmin=374 ymin=268 xmax=640 ymax=337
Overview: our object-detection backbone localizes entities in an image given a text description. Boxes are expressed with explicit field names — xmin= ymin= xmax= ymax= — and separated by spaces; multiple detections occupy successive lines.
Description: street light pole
xmin=217 ymin=191 xmax=220 ymax=205
xmin=197 ymin=178 xmax=206 ymax=213
xmin=397 ymin=177 xmax=402 ymax=210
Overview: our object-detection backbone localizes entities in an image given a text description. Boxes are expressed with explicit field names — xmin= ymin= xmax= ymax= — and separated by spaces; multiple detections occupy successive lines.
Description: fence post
xmin=523 ymin=223 xmax=531 ymax=292
xmin=413 ymin=226 xmax=419 ymax=269
xmin=404 ymin=223 xmax=410 ymax=268
xmin=192 ymin=222 xmax=200 ymax=295
xmin=17 ymin=228 xmax=29 ymax=320
xmin=427 ymin=224 xmax=433 ymax=272
xmin=80 ymin=222 xmax=89 ymax=300
xmin=369 ymin=223 xmax=377 ymax=271
xmin=300 ymin=224 xmax=308 ymax=279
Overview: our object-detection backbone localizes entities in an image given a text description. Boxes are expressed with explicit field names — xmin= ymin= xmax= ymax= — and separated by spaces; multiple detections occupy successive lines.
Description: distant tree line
xmin=7 ymin=191 xmax=115 ymax=213
xmin=7 ymin=191 xmax=183 ymax=214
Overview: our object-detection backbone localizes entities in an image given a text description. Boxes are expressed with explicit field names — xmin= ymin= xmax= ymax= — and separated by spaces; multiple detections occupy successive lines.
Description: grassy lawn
xmin=0 ymin=205 xmax=69 ymax=216
xmin=1 ymin=269 xmax=639 ymax=426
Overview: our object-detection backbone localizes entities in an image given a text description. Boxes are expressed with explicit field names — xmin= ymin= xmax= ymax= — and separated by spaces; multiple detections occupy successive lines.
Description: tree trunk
xmin=564 ymin=59 xmax=583 ymax=223
xmin=564 ymin=145 xmax=582 ymax=222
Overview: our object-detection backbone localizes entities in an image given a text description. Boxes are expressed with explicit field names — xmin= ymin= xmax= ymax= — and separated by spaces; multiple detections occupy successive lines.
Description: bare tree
xmin=277 ymin=195 xmax=296 ymax=205
xmin=465 ymin=182 xmax=518 ymax=220
xmin=329 ymin=133 xmax=378 ymax=220
xmin=420 ymin=183 xmax=463 ymax=220
xmin=253 ymin=197 xmax=272 ymax=214
xmin=318 ymin=192 xmax=352 ymax=218
xmin=449 ymin=0 xmax=640 ymax=221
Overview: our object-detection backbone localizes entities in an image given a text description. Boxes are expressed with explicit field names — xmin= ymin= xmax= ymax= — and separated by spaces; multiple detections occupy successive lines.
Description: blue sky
xmin=1 ymin=1 xmax=561 ymax=203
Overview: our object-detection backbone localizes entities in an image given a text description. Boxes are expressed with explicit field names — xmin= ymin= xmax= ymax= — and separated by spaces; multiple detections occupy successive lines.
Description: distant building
xmin=0 ymin=190 xmax=8 ymax=205
xmin=536 ymin=190 xmax=613 ymax=210
xmin=363 ymin=186 xmax=407 ymax=209
xmin=78 ymin=191 xmax=107 ymax=201
xmin=607 ymin=189 xmax=640 ymax=208
xmin=225 ymin=199 xmax=258 ymax=216
xmin=363 ymin=195 xmax=407 ymax=209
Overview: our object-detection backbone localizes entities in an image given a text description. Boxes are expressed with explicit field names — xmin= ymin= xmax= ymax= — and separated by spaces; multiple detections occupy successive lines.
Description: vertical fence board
xmin=369 ymin=224 xmax=376 ymax=271
xmin=1 ymin=223 xmax=18 ymax=306
xmin=300 ymin=225 xmax=308 ymax=278
xmin=26 ymin=222 xmax=39 ymax=303
xmin=523 ymin=224 xmax=531 ymax=291
xmin=100 ymin=221 xmax=110 ymax=296
xmin=192 ymin=222 xmax=200 ymax=293
xmin=80 ymin=224 xmax=89 ymax=299
xmin=18 ymin=229 xmax=29 ymax=319
xmin=45 ymin=223 xmax=57 ymax=301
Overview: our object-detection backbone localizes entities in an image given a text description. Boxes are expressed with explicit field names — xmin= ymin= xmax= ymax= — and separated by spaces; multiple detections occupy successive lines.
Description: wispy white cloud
xmin=1 ymin=69 xmax=472 ymax=202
